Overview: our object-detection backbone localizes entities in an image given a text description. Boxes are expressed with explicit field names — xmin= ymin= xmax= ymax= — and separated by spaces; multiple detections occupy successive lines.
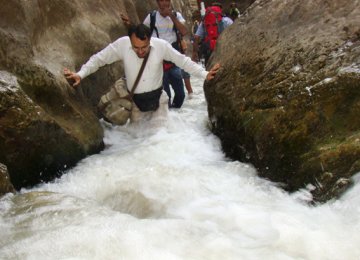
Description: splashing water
xmin=1 ymin=76 xmax=360 ymax=260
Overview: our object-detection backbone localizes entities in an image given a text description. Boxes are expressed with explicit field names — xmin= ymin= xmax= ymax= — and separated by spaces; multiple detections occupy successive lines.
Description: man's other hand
xmin=206 ymin=63 xmax=220 ymax=81
xmin=120 ymin=13 xmax=131 ymax=27
xmin=64 ymin=68 xmax=81 ymax=87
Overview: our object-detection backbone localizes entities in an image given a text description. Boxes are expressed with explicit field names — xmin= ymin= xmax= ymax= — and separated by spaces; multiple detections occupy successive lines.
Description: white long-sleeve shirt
xmin=77 ymin=37 xmax=208 ymax=94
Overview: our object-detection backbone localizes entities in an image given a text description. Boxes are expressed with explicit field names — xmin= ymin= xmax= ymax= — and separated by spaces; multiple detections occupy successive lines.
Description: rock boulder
xmin=206 ymin=0 xmax=360 ymax=202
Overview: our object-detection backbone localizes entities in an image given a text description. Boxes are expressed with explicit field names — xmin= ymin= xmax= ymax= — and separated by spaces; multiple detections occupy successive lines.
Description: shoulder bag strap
xmin=128 ymin=48 xmax=151 ymax=98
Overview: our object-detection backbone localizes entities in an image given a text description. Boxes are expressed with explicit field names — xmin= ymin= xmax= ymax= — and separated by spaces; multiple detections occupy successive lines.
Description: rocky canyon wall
xmin=0 ymin=0 xmax=194 ymax=193
xmin=206 ymin=0 xmax=360 ymax=202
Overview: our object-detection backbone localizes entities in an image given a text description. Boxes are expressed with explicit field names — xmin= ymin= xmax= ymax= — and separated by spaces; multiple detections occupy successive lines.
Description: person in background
xmin=64 ymin=24 xmax=220 ymax=123
xmin=192 ymin=20 xmax=199 ymax=37
xmin=143 ymin=0 xmax=191 ymax=108
xmin=229 ymin=2 xmax=240 ymax=21
xmin=190 ymin=19 xmax=201 ymax=63
xmin=192 ymin=2 xmax=233 ymax=66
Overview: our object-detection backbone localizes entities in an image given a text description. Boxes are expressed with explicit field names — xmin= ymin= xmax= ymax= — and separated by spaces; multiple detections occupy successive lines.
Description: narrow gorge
xmin=1 ymin=0 xmax=360 ymax=202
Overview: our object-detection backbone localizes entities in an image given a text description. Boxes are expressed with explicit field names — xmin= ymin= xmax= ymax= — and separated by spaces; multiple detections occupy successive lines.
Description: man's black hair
xmin=128 ymin=24 xmax=152 ymax=40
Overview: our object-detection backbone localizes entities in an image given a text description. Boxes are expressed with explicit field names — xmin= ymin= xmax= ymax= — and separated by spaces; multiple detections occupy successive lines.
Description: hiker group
xmin=192 ymin=2 xmax=238 ymax=66
xmin=64 ymin=0 xmax=235 ymax=125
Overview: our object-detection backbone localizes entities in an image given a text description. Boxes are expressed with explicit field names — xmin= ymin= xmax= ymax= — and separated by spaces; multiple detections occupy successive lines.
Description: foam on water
xmin=1 ymin=76 xmax=360 ymax=260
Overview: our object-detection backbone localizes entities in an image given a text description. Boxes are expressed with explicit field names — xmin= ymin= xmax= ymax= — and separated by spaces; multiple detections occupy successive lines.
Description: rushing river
xmin=1 ymin=76 xmax=360 ymax=260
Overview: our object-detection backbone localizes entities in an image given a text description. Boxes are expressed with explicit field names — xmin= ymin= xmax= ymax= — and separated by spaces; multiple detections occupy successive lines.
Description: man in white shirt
xmin=64 ymin=24 xmax=219 ymax=122
xmin=143 ymin=0 xmax=191 ymax=108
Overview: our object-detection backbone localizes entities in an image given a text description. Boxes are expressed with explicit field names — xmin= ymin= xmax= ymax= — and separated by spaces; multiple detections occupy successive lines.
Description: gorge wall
xmin=206 ymin=0 xmax=360 ymax=202
xmin=0 ymin=0 xmax=195 ymax=192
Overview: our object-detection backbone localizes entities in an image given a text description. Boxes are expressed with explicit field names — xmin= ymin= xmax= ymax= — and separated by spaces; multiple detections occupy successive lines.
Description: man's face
xmin=157 ymin=0 xmax=171 ymax=15
xmin=130 ymin=34 xmax=151 ymax=58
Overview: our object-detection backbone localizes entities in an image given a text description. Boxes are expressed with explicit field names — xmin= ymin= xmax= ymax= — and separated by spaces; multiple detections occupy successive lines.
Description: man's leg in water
xmin=163 ymin=70 xmax=172 ymax=107
xmin=130 ymin=91 xmax=169 ymax=123
xmin=182 ymin=69 xmax=193 ymax=96
xmin=168 ymin=66 xmax=185 ymax=108
xmin=151 ymin=91 xmax=169 ymax=121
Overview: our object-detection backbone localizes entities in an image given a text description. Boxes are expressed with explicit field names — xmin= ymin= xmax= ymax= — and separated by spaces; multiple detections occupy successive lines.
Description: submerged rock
xmin=0 ymin=163 xmax=15 ymax=197
xmin=206 ymin=0 xmax=360 ymax=202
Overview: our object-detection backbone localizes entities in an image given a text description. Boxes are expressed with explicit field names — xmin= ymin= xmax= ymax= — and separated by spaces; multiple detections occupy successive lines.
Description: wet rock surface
xmin=206 ymin=0 xmax=360 ymax=202
xmin=0 ymin=0 xmax=193 ymax=190
xmin=0 ymin=163 xmax=15 ymax=196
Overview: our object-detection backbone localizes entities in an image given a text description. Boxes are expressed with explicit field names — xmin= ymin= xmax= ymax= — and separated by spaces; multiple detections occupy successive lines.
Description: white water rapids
xmin=1 ymin=76 xmax=360 ymax=260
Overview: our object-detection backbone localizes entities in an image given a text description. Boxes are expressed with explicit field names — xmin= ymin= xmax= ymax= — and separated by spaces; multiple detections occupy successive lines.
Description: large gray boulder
xmin=206 ymin=0 xmax=360 ymax=202
xmin=0 ymin=70 xmax=104 ymax=188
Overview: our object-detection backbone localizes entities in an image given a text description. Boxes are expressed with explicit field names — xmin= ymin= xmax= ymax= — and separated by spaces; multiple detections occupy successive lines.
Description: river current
xmin=1 ymin=76 xmax=360 ymax=259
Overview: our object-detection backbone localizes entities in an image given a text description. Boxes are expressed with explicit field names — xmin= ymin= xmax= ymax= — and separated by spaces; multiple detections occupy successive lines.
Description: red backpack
xmin=203 ymin=6 xmax=224 ymax=51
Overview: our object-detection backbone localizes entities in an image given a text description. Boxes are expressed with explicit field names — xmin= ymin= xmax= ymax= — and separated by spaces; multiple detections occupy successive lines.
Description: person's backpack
xmin=203 ymin=6 xmax=224 ymax=51
xmin=149 ymin=10 xmax=160 ymax=38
